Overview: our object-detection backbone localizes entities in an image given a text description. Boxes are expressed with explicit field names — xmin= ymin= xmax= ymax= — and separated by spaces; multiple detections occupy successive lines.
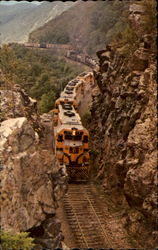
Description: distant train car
xmin=40 ymin=43 xmax=47 ymax=48
xmin=24 ymin=42 xmax=40 ymax=48
xmin=47 ymin=44 xmax=53 ymax=48
xmin=66 ymin=50 xmax=97 ymax=68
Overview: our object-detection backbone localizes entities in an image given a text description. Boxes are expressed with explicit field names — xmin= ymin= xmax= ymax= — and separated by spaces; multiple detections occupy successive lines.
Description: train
xmin=52 ymin=72 xmax=94 ymax=180
xmin=65 ymin=50 xmax=98 ymax=69
xmin=22 ymin=43 xmax=98 ymax=69
xmin=23 ymin=42 xmax=72 ymax=50
xmin=7 ymin=42 xmax=98 ymax=69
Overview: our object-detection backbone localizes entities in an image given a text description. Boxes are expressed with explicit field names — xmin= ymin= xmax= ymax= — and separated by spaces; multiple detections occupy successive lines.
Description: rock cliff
xmin=0 ymin=74 xmax=68 ymax=249
xmin=89 ymin=3 xmax=157 ymax=248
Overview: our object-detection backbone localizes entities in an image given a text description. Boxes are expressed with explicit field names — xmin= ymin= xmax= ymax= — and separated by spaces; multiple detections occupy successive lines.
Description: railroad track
xmin=63 ymin=183 xmax=133 ymax=249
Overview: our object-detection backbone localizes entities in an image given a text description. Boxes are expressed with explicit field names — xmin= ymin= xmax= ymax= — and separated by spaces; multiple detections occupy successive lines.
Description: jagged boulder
xmin=128 ymin=3 xmax=145 ymax=35
xmin=1 ymin=87 xmax=36 ymax=120
xmin=0 ymin=81 xmax=44 ymax=139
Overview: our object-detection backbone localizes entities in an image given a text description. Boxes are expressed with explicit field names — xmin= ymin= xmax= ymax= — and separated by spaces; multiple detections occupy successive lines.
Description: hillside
xmin=0 ymin=1 xmax=76 ymax=43
xmin=29 ymin=0 xmax=129 ymax=56
xmin=0 ymin=43 xmax=85 ymax=114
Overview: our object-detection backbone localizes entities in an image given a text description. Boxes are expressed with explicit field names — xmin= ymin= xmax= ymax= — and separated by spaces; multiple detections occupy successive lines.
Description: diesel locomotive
xmin=52 ymin=73 xmax=93 ymax=179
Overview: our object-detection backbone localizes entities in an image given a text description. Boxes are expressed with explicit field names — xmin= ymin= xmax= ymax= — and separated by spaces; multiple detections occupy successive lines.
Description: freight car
xmin=66 ymin=50 xmax=97 ymax=68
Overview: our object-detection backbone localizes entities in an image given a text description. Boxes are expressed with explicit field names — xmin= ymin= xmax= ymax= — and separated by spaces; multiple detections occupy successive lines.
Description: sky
xmin=0 ymin=1 xmax=43 ymax=5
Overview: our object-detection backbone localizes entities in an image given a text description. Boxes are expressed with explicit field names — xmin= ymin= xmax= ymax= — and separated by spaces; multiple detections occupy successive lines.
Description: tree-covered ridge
xmin=0 ymin=44 xmax=85 ymax=113
xmin=29 ymin=1 xmax=129 ymax=56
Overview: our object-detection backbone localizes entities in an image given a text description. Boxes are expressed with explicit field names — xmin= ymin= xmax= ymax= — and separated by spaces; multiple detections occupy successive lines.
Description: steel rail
xmin=64 ymin=195 xmax=89 ymax=248
xmin=64 ymin=185 xmax=112 ymax=248
xmin=85 ymin=193 xmax=114 ymax=247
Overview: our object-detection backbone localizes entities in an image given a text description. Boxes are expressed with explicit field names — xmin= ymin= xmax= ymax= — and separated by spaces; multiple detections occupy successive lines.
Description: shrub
xmin=0 ymin=230 xmax=35 ymax=250
xmin=38 ymin=90 xmax=56 ymax=113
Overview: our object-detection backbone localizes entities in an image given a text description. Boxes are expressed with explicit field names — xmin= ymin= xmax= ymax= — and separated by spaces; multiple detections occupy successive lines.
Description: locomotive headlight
xmin=72 ymin=130 xmax=76 ymax=136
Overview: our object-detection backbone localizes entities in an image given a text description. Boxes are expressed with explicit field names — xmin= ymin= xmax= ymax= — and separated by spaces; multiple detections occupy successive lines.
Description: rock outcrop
xmin=0 ymin=79 xmax=43 ymax=137
xmin=0 ymin=76 xmax=68 ymax=249
xmin=89 ymin=3 xmax=157 ymax=248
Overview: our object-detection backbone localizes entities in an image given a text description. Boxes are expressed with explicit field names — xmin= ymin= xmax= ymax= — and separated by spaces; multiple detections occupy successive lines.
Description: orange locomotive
xmin=52 ymin=73 xmax=93 ymax=180
xmin=54 ymin=103 xmax=90 ymax=179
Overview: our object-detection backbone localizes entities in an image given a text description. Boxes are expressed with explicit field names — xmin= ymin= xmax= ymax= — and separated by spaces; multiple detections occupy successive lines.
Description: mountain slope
xmin=29 ymin=0 xmax=129 ymax=56
xmin=0 ymin=1 xmax=76 ymax=43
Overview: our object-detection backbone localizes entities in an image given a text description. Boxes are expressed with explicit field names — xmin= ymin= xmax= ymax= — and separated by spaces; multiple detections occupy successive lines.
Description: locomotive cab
xmin=55 ymin=127 xmax=89 ymax=168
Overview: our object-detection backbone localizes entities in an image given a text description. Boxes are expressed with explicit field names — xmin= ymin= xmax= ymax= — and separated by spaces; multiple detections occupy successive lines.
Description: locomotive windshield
xmin=64 ymin=131 xmax=83 ymax=141
xmin=65 ymin=134 xmax=82 ymax=141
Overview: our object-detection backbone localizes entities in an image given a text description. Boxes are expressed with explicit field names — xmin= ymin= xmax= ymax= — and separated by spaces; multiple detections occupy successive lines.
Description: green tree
xmin=38 ymin=90 xmax=56 ymax=113
xmin=1 ymin=43 xmax=85 ymax=114
xmin=0 ymin=230 xmax=35 ymax=250
xmin=0 ymin=45 xmax=18 ymax=83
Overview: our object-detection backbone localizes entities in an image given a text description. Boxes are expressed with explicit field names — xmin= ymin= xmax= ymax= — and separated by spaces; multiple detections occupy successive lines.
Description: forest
xmin=0 ymin=44 xmax=85 ymax=113
xmin=1 ymin=0 xmax=155 ymax=114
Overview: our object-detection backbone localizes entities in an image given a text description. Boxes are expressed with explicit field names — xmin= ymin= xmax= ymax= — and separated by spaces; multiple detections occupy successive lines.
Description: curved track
xmin=63 ymin=183 xmax=133 ymax=249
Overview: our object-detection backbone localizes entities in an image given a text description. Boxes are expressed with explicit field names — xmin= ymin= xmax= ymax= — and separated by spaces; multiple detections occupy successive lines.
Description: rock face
xmin=90 ymin=6 xmax=157 ymax=248
xmin=0 ymin=116 xmax=68 ymax=249
xmin=128 ymin=3 xmax=145 ymax=34
xmin=0 ymin=81 xmax=43 ymax=136
xmin=0 ymin=76 xmax=68 ymax=248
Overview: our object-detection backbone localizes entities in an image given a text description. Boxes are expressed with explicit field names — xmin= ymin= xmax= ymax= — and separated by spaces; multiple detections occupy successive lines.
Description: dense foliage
xmin=0 ymin=44 xmax=84 ymax=113
xmin=0 ymin=230 xmax=35 ymax=250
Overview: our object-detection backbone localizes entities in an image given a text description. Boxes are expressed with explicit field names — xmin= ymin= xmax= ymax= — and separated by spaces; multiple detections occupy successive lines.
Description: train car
xmin=55 ymin=104 xmax=89 ymax=179
xmin=40 ymin=43 xmax=47 ymax=48
xmin=55 ymin=96 xmax=77 ymax=109
xmin=76 ymin=72 xmax=93 ymax=85
xmin=47 ymin=43 xmax=54 ymax=48
xmin=66 ymin=50 xmax=98 ymax=68
xmin=24 ymin=42 xmax=40 ymax=48
xmin=64 ymin=79 xmax=86 ymax=107
xmin=52 ymin=95 xmax=78 ymax=126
